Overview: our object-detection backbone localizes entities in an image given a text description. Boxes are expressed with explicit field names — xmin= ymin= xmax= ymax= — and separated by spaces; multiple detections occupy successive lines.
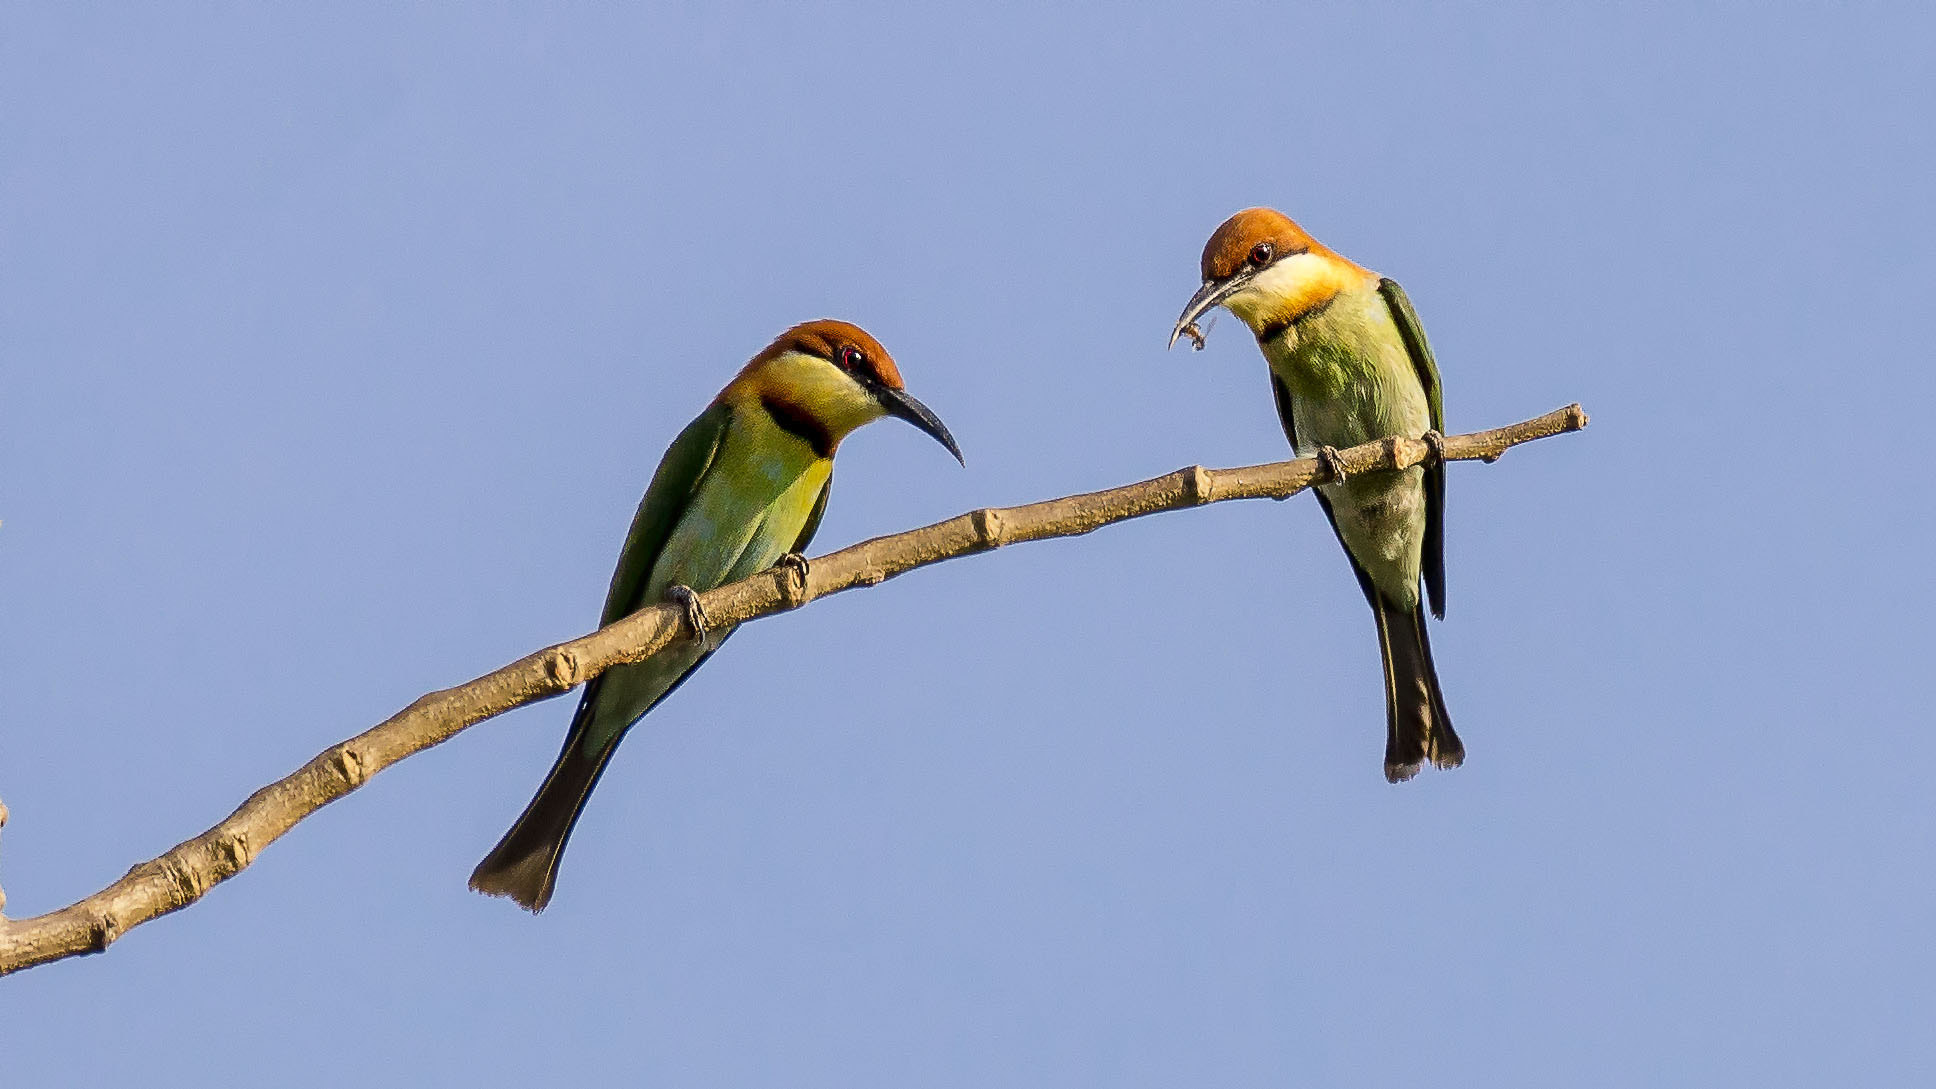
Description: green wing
xmin=1377 ymin=277 xmax=1446 ymax=619
xmin=599 ymin=400 xmax=733 ymax=626
xmin=789 ymin=474 xmax=832 ymax=557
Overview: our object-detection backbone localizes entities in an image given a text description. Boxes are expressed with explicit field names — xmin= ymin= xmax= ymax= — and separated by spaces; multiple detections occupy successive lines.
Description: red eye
xmin=840 ymin=347 xmax=866 ymax=371
xmin=1248 ymin=241 xmax=1275 ymax=267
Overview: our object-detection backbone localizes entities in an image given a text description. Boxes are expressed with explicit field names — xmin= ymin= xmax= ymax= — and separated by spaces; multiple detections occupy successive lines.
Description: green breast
xmin=646 ymin=412 xmax=829 ymax=597
xmin=1262 ymin=288 xmax=1431 ymax=454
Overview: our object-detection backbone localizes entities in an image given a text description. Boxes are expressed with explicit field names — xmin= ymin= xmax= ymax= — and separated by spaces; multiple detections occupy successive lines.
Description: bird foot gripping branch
xmin=776 ymin=552 xmax=810 ymax=588
xmin=666 ymin=584 xmax=711 ymax=646
xmin=1421 ymin=429 xmax=1446 ymax=467
xmin=1316 ymin=445 xmax=1350 ymax=483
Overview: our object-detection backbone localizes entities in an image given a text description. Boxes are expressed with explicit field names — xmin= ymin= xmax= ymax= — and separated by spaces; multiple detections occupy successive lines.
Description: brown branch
xmin=0 ymin=403 xmax=1587 ymax=976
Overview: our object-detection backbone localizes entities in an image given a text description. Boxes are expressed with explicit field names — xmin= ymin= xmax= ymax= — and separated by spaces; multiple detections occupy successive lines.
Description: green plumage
xmin=471 ymin=398 xmax=833 ymax=911
xmin=1262 ymin=277 xmax=1462 ymax=782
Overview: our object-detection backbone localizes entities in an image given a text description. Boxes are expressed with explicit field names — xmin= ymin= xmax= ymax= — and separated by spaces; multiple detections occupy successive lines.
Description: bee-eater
xmin=1170 ymin=208 xmax=1462 ymax=783
xmin=471 ymin=319 xmax=962 ymax=911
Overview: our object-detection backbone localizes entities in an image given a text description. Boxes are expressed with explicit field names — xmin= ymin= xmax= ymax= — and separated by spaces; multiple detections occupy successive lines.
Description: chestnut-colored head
xmin=1199 ymin=207 xmax=1319 ymax=283
xmin=1171 ymin=207 xmax=1373 ymax=348
xmin=732 ymin=318 xmax=961 ymax=464
xmin=755 ymin=318 xmax=906 ymax=391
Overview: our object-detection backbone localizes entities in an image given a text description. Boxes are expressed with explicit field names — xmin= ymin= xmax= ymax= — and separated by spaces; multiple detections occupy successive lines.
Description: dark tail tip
xmin=1384 ymin=756 xmax=1423 ymax=784
xmin=470 ymin=726 xmax=619 ymax=914
xmin=1427 ymin=721 xmax=1466 ymax=772
xmin=1378 ymin=597 xmax=1463 ymax=784
xmin=470 ymin=848 xmax=557 ymax=914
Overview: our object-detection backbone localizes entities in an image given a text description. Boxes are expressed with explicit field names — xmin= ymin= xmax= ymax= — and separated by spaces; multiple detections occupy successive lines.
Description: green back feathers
xmin=600 ymin=401 xmax=733 ymax=627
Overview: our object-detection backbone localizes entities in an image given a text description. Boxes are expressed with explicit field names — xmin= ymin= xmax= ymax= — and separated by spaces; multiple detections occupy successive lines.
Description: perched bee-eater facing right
xmin=1171 ymin=208 xmax=1463 ymax=782
xmin=471 ymin=319 xmax=962 ymax=912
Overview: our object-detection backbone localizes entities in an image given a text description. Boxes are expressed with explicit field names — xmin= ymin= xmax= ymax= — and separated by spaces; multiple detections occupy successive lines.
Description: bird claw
xmin=666 ymin=584 xmax=710 ymax=645
xmin=776 ymin=552 xmax=810 ymax=585
xmin=1317 ymin=445 xmax=1349 ymax=483
xmin=1421 ymin=429 xmax=1446 ymax=465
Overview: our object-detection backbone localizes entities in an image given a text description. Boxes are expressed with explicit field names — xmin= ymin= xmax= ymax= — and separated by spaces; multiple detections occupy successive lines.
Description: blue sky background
xmin=3 ymin=4 xmax=1932 ymax=1085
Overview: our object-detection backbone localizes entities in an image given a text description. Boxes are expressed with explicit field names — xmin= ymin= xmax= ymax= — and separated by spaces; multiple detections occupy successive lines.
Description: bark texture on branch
xmin=0 ymin=404 xmax=1586 ymax=977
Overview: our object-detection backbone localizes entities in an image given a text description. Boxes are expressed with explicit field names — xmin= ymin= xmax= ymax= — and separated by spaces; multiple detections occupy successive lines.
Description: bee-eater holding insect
xmin=1170 ymin=208 xmax=1463 ymax=782
xmin=471 ymin=319 xmax=963 ymax=911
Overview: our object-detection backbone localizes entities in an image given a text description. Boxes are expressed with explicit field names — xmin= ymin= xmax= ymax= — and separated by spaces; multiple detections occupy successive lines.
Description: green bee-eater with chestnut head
xmin=1171 ymin=208 xmax=1463 ymax=783
xmin=471 ymin=319 xmax=962 ymax=912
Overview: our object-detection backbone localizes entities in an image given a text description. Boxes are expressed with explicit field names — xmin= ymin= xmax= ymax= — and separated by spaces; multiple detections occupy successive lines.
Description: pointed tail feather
xmin=1374 ymin=596 xmax=1464 ymax=783
xmin=470 ymin=703 xmax=621 ymax=913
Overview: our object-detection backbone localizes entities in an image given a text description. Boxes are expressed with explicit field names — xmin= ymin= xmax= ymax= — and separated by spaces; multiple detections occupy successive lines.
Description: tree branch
xmin=0 ymin=403 xmax=1587 ymax=976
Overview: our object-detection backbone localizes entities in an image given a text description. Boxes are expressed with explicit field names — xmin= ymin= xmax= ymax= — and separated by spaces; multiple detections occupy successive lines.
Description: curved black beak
xmin=1168 ymin=274 xmax=1248 ymax=350
xmin=877 ymin=386 xmax=965 ymax=466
